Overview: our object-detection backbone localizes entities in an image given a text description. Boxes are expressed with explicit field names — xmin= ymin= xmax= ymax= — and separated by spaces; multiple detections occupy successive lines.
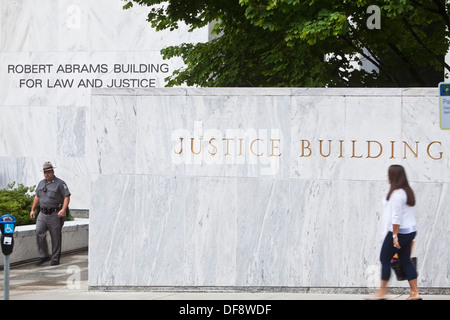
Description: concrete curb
xmin=0 ymin=219 xmax=89 ymax=267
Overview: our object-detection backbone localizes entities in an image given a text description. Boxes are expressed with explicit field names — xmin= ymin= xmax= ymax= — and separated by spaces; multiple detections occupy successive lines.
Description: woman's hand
xmin=393 ymin=237 xmax=401 ymax=249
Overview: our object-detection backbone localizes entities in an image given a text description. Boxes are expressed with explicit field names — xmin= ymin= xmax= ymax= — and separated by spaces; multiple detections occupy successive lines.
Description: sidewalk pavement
xmin=1 ymin=249 xmax=449 ymax=300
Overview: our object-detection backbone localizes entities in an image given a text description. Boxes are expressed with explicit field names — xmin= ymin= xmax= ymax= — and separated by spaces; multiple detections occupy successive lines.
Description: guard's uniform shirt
xmin=36 ymin=176 xmax=71 ymax=209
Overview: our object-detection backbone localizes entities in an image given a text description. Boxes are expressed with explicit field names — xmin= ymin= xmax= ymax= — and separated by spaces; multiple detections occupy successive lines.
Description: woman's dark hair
xmin=387 ymin=165 xmax=415 ymax=206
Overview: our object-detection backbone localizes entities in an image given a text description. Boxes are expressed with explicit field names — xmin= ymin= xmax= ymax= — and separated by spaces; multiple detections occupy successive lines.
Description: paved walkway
xmin=1 ymin=250 xmax=449 ymax=300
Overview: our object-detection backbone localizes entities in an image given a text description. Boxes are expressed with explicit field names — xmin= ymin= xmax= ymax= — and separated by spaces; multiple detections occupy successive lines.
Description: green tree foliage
xmin=124 ymin=0 xmax=449 ymax=87
xmin=0 ymin=182 xmax=35 ymax=226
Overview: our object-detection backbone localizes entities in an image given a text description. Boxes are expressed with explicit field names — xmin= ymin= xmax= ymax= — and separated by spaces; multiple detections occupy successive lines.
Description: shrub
xmin=0 ymin=182 xmax=36 ymax=226
xmin=0 ymin=182 xmax=74 ymax=226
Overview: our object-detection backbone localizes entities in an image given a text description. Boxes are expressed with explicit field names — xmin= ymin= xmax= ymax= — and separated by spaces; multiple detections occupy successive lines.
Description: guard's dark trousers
xmin=36 ymin=212 xmax=64 ymax=263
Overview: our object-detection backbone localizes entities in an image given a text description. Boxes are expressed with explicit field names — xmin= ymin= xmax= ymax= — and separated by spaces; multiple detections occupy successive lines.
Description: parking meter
xmin=1 ymin=214 xmax=15 ymax=300
xmin=0 ymin=215 xmax=16 ymax=255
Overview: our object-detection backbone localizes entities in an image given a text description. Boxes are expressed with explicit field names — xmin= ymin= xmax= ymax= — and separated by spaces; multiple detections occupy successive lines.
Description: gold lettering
xmin=174 ymin=137 xmax=444 ymax=161
xmin=250 ymin=139 xmax=264 ymax=156
xmin=390 ymin=141 xmax=395 ymax=159
xmin=174 ymin=137 xmax=184 ymax=155
xmin=319 ymin=140 xmax=332 ymax=157
xmin=270 ymin=139 xmax=282 ymax=157
xmin=367 ymin=140 xmax=383 ymax=159
xmin=223 ymin=138 xmax=233 ymax=156
xmin=208 ymin=138 xmax=218 ymax=156
xmin=339 ymin=140 xmax=344 ymax=158
xmin=190 ymin=138 xmax=202 ymax=155
xmin=351 ymin=140 xmax=363 ymax=158
xmin=238 ymin=138 xmax=244 ymax=156
xmin=427 ymin=141 xmax=443 ymax=160
xmin=300 ymin=140 xmax=312 ymax=157
xmin=403 ymin=141 xmax=419 ymax=159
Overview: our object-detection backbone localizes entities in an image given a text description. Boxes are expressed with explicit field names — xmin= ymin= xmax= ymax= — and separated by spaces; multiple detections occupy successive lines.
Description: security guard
xmin=30 ymin=161 xmax=71 ymax=266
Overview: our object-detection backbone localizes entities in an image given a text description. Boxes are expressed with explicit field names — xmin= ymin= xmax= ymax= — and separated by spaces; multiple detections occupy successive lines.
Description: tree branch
xmin=403 ymin=18 xmax=450 ymax=72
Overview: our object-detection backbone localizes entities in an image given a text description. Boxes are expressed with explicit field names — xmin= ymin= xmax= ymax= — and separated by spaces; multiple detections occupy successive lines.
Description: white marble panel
xmin=58 ymin=0 xmax=89 ymax=52
xmin=0 ymin=0 xmax=58 ymax=52
xmin=236 ymin=178 xmax=291 ymax=286
xmin=0 ymin=106 xmax=57 ymax=157
xmin=133 ymin=175 xmax=187 ymax=286
xmin=0 ymin=158 xmax=29 ymax=188
xmin=288 ymin=179 xmax=347 ymax=287
xmin=136 ymin=95 xmax=187 ymax=176
xmin=0 ymin=0 xmax=207 ymax=52
xmin=184 ymin=177 xmax=237 ymax=286
xmin=57 ymin=106 xmax=86 ymax=157
xmin=411 ymin=182 xmax=450 ymax=287
xmin=88 ymin=174 xmax=136 ymax=287
xmin=89 ymin=95 xmax=137 ymax=175
xmin=83 ymin=88 xmax=450 ymax=290
xmin=341 ymin=180 xmax=387 ymax=287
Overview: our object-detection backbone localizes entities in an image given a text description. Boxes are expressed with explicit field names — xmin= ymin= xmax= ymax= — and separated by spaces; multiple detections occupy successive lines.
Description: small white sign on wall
xmin=439 ymin=82 xmax=450 ymax=129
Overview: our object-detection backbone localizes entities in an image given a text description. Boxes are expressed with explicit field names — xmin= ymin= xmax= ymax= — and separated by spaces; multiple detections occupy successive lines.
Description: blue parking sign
xmin=440 ymin=83 xmax=450 ymax=129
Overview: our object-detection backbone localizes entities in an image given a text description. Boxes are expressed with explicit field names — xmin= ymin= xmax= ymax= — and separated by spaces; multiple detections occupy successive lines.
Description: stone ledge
xmin=0 ymin=219 xmax=89 ymax=267
xmin=91 ymin=87 xmax=438 ymax=97
xmin=88 ymin=286 xmax=450 ymax=295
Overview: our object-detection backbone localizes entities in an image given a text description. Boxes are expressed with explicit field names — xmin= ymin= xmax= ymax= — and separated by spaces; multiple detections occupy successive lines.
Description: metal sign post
xmin=0 ymin=215 xmax=16 ymax=300
xmin=3 ymin=255 xmax=10 ymax=300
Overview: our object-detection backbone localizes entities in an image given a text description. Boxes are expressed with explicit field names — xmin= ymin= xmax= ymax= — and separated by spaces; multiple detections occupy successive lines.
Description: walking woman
xmin=370 ymin=165 xmax=421 ymax=300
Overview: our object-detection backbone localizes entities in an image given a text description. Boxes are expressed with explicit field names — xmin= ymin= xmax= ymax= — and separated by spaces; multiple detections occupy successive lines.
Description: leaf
xmin=127 ymin=0 xmax=449 ymax=87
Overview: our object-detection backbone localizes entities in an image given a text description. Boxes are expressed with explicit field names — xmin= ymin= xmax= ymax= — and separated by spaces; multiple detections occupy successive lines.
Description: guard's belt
xmin=41 ymin=207 xmax=59 ymax=214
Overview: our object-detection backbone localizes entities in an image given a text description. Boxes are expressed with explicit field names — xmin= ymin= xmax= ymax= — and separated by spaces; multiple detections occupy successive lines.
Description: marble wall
xmin=0 ymin=0 xmax=208 ymax=208
xmin=88 ymin=88 xmax=450 ymax=290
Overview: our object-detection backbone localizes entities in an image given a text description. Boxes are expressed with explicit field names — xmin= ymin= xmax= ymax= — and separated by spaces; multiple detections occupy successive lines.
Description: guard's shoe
xmin=36 ymin=257 xmax=50 ymax=266
xmin=51 ymin=260 xmax=60 ymax=266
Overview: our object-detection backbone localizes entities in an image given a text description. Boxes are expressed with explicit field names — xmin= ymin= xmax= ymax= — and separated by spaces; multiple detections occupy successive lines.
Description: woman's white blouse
xmin=382 ymin=188 xmax=417 ymax=235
